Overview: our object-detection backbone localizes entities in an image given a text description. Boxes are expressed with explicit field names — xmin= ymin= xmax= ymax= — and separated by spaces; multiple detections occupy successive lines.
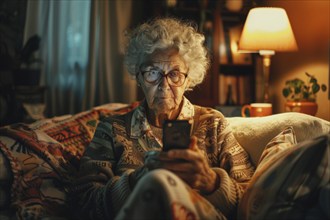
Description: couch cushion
xmin=227 ymin=112 xmax=330 ymax=165
xmin=30 ymin=103 xmax=133 ymax=162
xmin=237 ymin=131 xmax=330 ymax=220
xmin=0 ymin=102 xmax=137 ymax=219
xmin=256 ymin=126 xmax=297 ymax=171
xmin=0 ymin=149 xmax=12 ymax=209
xmin=0 ymin=134 xmax=69 ymax=218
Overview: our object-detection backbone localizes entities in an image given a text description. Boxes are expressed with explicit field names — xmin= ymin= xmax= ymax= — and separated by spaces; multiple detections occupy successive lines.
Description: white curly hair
xmin=124 ymin=17 xmax=210 ymax=89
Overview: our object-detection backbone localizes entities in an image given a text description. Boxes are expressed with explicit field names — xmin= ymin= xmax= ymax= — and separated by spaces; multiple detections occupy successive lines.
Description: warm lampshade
xmin=238 ymin=7 xmax=298 ymax=104
xmin=238 ymin=7 xmax=298 ymax=53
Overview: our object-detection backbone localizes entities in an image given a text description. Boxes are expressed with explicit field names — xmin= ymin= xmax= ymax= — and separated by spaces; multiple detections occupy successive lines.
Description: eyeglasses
xmin=140 ymin=68 xmax=188 ymax=87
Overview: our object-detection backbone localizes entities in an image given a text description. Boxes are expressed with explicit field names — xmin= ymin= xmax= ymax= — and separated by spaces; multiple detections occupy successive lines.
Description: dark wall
xmin=0 ymin=0 xmax=27 ymax=84
xmin=0 ymin=0 xmax=27 ymax=125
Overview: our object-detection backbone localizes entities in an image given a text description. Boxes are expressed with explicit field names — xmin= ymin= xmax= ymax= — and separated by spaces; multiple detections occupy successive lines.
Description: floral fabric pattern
xmin=0 ymin=103 xmax=136 ymax=219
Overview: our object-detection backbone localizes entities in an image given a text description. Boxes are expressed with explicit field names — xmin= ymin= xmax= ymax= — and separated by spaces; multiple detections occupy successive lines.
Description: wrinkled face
xmin=137 ymin=48 xmax=190 ymax=114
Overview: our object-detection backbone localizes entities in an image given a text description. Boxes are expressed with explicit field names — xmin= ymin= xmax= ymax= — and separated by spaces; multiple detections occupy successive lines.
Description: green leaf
xmin=282 ymin=88 xmax=290 ymax=97
xmin=312 ymin=83 xmax=320 ymax=94
xmin=303 ymin=85 xmax=308 ymax=92
xmin=310 ymin=78 xmax=317 ymax=83
xmin=302 ymin=91 xmax=309 ymax=99
xmin=321 ymin=84 xmax=327 ymax=91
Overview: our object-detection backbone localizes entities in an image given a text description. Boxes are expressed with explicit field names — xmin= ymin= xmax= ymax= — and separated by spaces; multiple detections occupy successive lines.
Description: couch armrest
xmin=227 ymin=112 xmax=330 ymax=165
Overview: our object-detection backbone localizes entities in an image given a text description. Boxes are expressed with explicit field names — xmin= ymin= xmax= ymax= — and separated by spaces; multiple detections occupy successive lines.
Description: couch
xmin=0 ymin=102 xmax=329 ymax=219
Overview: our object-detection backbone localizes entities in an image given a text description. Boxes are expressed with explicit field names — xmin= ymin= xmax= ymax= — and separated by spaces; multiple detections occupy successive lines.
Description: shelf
xmin=215 ymin=105 xmax=242 ymax=117
xmin=144 ymin=0 xmax=256 ymax=107
xmin=219 ymin=64 xmax=254 ymax=75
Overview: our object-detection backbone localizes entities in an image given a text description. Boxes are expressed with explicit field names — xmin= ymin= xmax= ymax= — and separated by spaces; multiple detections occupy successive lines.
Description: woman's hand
xmin=145 ymin=136 xmax=219 ymax=194
xmin=129 ymin=165 xmax=150 ymax=188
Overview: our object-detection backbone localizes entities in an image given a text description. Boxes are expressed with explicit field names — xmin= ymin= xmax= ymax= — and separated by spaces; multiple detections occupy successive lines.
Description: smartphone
xmin=163 ymin=120 xmax=191 ymax=151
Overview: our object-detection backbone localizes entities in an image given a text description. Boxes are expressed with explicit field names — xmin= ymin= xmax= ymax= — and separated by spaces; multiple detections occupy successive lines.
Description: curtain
xmin=83 ymin=0 xmax=136 ymax=110
xmin=25 ymin=0 xmax=91 ymax=116
xmin=24 ymin=0 xmax=136 ymax=117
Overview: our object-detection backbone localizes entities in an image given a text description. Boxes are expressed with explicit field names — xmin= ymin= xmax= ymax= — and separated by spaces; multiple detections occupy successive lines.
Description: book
xmin=238 ymin=74 xmax=252 ymax=105
xmin=219 ymin=73 xmax=253 ymax=106
xmin=219 ymin=75 xmax=238 ymax=105
xmin=228 ymin=24 xmax=252 ymax=65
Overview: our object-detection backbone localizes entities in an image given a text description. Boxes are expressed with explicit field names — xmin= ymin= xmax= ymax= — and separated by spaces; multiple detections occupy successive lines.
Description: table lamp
xmin=238 ymin=7 xmax=298 ymax=103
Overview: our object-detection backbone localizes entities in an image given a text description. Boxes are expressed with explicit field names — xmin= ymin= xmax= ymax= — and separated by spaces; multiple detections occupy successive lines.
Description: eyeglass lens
xmin=142 ymin=68 xmax=186 ymax=86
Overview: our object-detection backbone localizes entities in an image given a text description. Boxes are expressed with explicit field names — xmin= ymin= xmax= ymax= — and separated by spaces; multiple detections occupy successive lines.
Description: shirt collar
xmin=130 ymin=97 xmax=195 ymax=138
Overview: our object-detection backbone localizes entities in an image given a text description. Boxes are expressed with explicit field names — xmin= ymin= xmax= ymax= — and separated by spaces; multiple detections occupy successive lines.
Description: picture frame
xmin=229 ymin=24 xmax=253 ymax=65
xmin=219 ymin=23 xmax=252 ymax=65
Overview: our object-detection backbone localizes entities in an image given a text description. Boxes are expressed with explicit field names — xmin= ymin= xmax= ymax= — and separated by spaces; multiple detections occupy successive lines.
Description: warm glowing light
xmin=238 ymin=7 xmax=298 ymax=103
xmin=238 ymin=7 xmax=298 ymax=52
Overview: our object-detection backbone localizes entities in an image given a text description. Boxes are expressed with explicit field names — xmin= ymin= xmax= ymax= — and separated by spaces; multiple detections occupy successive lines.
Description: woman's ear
xmin=136 ymin=74 xmax=142 ymax=87
xmin=185 ymin=79 xmax=192 ymax=91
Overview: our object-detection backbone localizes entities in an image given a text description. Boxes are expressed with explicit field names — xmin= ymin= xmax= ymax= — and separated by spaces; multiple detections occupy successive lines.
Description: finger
xmin=144 ymin=151 xmax=172 ymax=170
xmin=146 ymin=155 xmax=196 ymax=170
xmin=144 ymin=157 xmax=162 ymax=169
xmin=144 ymin=151 xmax=160 ymax=160
xmin=189 ymin=136 xmax=198 ymax=151
xmin=171 ymin=171 xmax=201 ymax=189
xmin=173 ymin=171 xmax=215 ymax=193
xmin=162 ymin=161 xmax=197 ymax=173
xmin=168 ymin=148 xmax=202 ymax=162
xmin=168 ymin=149 xmax=195 ymax=161
xmin=145 ymin=151 xmax=172 ymax=161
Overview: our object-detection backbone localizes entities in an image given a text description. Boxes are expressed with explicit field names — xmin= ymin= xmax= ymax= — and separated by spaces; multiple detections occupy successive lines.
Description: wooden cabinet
xmin=166 ymin=1 xmax=221 ymax=107
xmin=217 ymin=1 xmax=255 ymax=107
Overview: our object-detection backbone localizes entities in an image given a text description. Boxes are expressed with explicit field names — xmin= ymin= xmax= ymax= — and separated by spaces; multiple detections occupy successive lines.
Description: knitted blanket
xmin=0 ymin=103 xmax=137 ymax=219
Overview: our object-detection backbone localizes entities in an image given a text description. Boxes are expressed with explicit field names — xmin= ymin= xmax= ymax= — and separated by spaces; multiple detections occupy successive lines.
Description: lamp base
xmin=261 ymin=54 xmax=272 ymax=103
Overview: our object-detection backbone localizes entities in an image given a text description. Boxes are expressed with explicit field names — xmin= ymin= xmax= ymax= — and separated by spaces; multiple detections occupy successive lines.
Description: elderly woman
xmin=72 ymin=18 xmax=255 ymax=220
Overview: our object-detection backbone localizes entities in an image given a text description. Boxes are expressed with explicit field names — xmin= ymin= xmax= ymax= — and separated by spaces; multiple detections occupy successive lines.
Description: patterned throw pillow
xmin=0 ymin=102 xmax=139 ymax=219
xmin=34 ymin=103 xmax=135 ymax=162
xmin=256 ymin=126 xmax=297 ymax=172
xmin=238 ymin=129 xmax=329 ymax=220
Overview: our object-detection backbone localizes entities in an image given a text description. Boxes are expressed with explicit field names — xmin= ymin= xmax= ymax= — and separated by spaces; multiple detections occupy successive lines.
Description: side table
xmin=14 ymin=86 xmax=47 ymax=123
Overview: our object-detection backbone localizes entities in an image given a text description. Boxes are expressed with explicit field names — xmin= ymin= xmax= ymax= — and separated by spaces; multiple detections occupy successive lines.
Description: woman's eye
xmin=150 ymin=69 xmax=159 ymax=75
xmin=144 ymin=69 xmax=160 ymax=81
xmin=169 ymin=70 xmax=180 ymax=78
xmin=147 ymin=69 xmax=160 ymax=79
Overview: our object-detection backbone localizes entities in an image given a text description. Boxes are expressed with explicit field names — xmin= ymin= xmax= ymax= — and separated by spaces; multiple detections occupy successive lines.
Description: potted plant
xmin=282 ymin=72 xmax=327 ymax=115
xmin=12 ymin=34 xmax=42 ymax=86
xmin=0 ymin=34 xmax=42 ymax=86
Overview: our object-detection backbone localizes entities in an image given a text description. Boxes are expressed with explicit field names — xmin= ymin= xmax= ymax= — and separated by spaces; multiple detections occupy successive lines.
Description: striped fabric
xmin=238 ymin=128 xmax=329 ymax=220
xmin=73 ymin=97 xmax=255 ymax=219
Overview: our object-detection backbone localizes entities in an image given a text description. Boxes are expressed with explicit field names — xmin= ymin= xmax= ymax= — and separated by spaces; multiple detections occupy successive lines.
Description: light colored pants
xmin=115 ymin=169 xmax=226 ymax=220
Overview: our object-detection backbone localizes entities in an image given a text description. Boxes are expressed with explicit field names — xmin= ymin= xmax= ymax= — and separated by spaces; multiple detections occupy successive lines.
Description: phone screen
xmin=163 ymin=120 xmax=191 ymax=151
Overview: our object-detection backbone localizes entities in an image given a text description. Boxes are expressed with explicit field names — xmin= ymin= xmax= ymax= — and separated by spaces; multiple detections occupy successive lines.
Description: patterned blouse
xmin=71 ymin=97 xmax=255 ymax=219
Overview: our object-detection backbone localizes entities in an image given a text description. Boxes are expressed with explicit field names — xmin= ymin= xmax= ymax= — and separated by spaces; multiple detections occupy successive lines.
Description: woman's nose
xmin=158 ymin=75 xmax=171 ymax=90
